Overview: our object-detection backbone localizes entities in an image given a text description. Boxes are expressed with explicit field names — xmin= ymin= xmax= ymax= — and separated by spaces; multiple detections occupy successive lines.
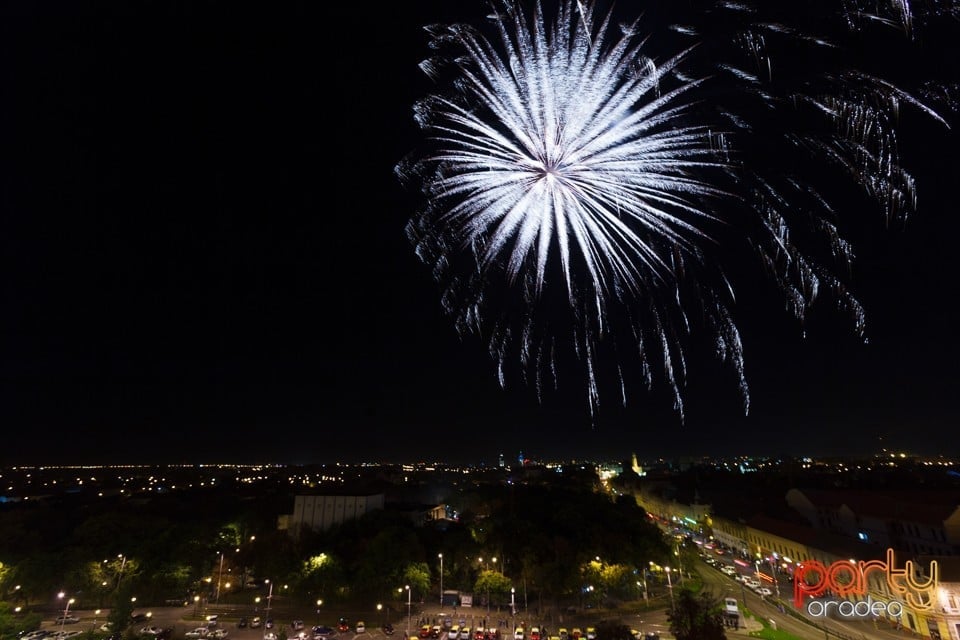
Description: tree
xmin=107 ymin=586 xmax=136 ymax=633
xmin=666 ymin=589 xmax=726 ymax=640
xmin=0 ymin=600 xmax=42 ymax=637
xmin=402 ymin=563 xmax=431 ymax=601
xmin=473 ymin=570 xmax=511 ymax=606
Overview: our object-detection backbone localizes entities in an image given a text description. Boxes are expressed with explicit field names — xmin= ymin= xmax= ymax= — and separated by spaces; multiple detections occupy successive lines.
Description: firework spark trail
xmin=398 ymin=0 xmax=957 ymax=422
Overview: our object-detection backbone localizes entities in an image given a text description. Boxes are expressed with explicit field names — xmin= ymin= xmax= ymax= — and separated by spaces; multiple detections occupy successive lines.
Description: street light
xmin=117 ymin=554 xmax=127 ymax=589
xmin=664 ymin=568 xmax=674 ymax=608
xmin=262 ymin=580 xmax=274 ymax=640
xmin=439 ymin=553 xmax=444 ymax=608
xmin=216 ymin=552 xmax=225 ymax=606
xmin=510 ymin=588 xmax=515 ymax=616
xmin=404 ymin=585 xmax=412 ymax=638
xmin=769 ymin=558 xmax=781 ymax=599
xmin=316 ymin=599 xmax=324 ymax=625
xmin=57 ymin=593 xmax=76 ymax=639
xmin=377 ymin=604 xmax=383 ymax=627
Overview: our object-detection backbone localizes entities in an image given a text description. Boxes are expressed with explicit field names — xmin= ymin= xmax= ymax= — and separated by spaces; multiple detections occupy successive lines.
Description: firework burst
xmin=398 ymin=0 xmax=957 ymax=420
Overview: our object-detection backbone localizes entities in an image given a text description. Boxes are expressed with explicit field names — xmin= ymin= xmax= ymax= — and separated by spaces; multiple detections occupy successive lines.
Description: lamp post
xmin=216 ymin=552 xmax=225 ymax=606
xmin=510 ymin=588 xmax=515 ymax=616
xmin=262 ymin=581 xmax=273 ymax=640
xmin=316 ymin=600 xmax=323 ymax=626
xmin=117 ymin=554 xmax=127 ymax=589
xmin=405 ymin=585 xmax=412 ymax=638
xmin=439 ymin=553 xmax=444 ymax=608
xmin=57 ymin=593 xmax=76 ymax=639
xmin=664 ymin=568 xmax=674 ymax=608
xmin=377 ymin=604 xmax=383 ymax=628
xmin=769 ymin=558 xmax=780 ymax=599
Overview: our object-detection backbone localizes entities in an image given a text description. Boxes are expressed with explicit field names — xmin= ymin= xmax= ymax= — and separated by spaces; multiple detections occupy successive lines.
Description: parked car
xmin=185 ymin=628 xmax=210 ymax=639
xmin=312 ymin=626 xmax=334 ymax=640
xmin=209 ymin=630 xmax=229 ymax=640
xmin=291 ymin=622 xmax=305 ymax=632
xmin=755 ymin=587 xmax=773 ymax=597
xmin=381 ymin=624 xmax=394 ymax=636
xmin=265 ymin=620 xmax=274 ymax=630
xmin=355 ymin=622 xmax=365 ymax=634
xmin=249 ymin=619 xmax=263 ymax=629
xmin=237 ymin=619 xmax=248 ymax=629
xmin=338 ymin=619 xmax=350 ymax=633
xmin=139 ymin=627 xmax=164 ymax=636
xmin=264 ymin=634 xmax=277 ymax=640
xmin=20 ymin=631 xmax=47 ymax=640
xmin=55 ymin=617 xmax=80 ymax=625
xmin=514 ymin=628 xmax=524 ymax=640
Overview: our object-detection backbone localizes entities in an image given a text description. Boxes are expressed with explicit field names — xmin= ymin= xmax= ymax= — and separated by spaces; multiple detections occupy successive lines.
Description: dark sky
xmin=1 ymin=0 xmax=958 ymax=466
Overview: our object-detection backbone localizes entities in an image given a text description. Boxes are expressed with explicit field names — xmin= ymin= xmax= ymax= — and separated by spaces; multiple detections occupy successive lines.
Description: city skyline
xmin=1 ymin=1 xmax=959 ymax=466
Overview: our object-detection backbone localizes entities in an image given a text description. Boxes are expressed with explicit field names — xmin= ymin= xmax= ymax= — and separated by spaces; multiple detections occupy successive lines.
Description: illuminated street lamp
xmin=262 ymin=581 xmax=274 ymax=640
xmin=111 ymin=554 xmax=127 ymax=590
xmin=316 ymin=599 xmax=323 ymax=625
xmin=377 ymin=604 xmax=383 ymax=627
xmin=216 ymin=552 xmax=225 ymax=606
xmin=439 ymin=553 xmax=444 ymax=608
xmin=57 ymin=593 xmax=76 ymax=639
xmin=404 ymin=585 xmax=412 ymax=637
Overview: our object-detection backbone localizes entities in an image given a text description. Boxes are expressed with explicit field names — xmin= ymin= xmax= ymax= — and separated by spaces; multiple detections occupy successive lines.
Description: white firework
xmin=399 ymin=0 xmax=955 ymax=420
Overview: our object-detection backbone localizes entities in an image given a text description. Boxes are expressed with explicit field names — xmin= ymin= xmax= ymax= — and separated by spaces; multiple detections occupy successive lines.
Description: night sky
xmin=1 ymin=1 xmax=959 ymax=466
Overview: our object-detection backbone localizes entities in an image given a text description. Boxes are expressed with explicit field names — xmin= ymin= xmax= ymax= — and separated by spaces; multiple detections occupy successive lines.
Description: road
xmin=697 ymin=558 xmax=927 ymax=640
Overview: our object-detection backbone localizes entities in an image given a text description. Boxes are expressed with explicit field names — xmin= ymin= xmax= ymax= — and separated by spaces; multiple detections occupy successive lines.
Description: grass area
xmin=744 ymin=612 xmax=803 ymax=640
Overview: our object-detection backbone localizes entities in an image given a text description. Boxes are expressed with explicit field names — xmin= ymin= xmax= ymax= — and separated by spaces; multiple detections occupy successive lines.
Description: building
xmin=287 ymin=493 xmax=385 ymax=535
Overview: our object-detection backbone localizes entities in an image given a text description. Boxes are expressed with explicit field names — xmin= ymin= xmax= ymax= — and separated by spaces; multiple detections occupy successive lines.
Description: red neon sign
xmin=793 ymin=549 xmax=938 ymax=610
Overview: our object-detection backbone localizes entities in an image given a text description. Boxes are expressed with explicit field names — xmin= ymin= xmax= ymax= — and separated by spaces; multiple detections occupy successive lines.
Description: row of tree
xmin=0 ymin=476 xmax=729 ymax=637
